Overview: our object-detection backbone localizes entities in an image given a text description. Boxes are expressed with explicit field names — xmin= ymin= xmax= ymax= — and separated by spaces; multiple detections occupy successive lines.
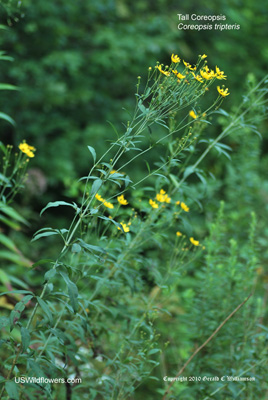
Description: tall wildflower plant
xmin=0 ymin=54 xmax=268 ymax=400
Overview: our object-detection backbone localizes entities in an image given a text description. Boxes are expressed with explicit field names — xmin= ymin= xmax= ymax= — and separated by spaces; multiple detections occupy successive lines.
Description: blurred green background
xmin=0 ymin=1 xmax=268 ymax=398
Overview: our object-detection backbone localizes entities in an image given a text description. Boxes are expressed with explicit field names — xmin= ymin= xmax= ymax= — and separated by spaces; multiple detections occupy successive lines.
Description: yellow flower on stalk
xmin=149 ymin=199 xmax=159 ymax=209
xmin=180 ymin=202 xmax=189 ymax=212
xmin=177 ymin=72 xmax=186 ymax=80
xmin=191 ymin=72 xmax=203 ymax=83
xmin=156 ymin=189 xmax=171 ymax=203
xmin=190 ymin=237 xmax=199 ymax=246
xmin=175 ymin=201 xmax=180 ymax=205
xmin=215 ymin=66 xmax=227 ymax=80
xmin=183 ymin=60 xmax=196 ymax=71
xmin=200 ymin=69 xmax=214 ymax=80
xmin=171 ymin=53 xmax=181 ymax=63
xmin=95 ymin=193 xmax=104 ymax=202
xmin=157 ymin=65 xmax=170 ymax=76
xmin=117 ymin=194 xmax=128 ymax=205
xmin=19 ymin=142 xmax=36 ymax=158
xmin=201 ymin=54 xmax=207 ymax=59
xmin=176 ymin=231 xmax=182 ymax=237
xmin=103 ymin=201 xmax=114 ymax=209
xmin=217 ymin=86 xmax=230 ymax=97
xmin=118 ymin=222 xmax=130 ymax=233
xmin=189 ymin=110 xmax=197 ymax=119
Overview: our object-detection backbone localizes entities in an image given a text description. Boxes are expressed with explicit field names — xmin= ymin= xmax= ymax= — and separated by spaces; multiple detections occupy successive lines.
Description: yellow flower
xmin=180 ymin=202 xmax=189 ymax=212
xmin=156 ymin=189 xmax=171 ymax=203
xmin=215 ymin=66 xmax=227 ymax=80
xmin=190 ymin=237 xmax=199 ymax=246
xmin=191 ymin=72 xmax=203 ymax=83
xmin=149 ymin=199 xmax=159 ymax=209
xmin=183 ymin=60 xmax=196 ymax=71
xmin=19 ymin=142 xmax=36 ymax=158
xmin=177 ymin=72 xmax=186 ymax=79
xmin=157 ymin=65 xmax=170 ymax=76
xmin=171 ymin=53 xmax=180 ymax=63
xmin=176 ymin=231 xmax=182 ymax=237
xmin=200 ymin=69 xmax=214 ymax=80
xmin=201 ymin=54 xmax=207 ymax=59
xmin=117 ymin=194 xmax=128 ymax=205
xmin=95 ymin=193 xmax=104 ymax=202
xmin=175 ymin=201 xmax=180 ymax=205
xmin=118 ymin=222 xmax=130 ymax=233
xmin=217 ymin=86 xmax=230 ymax=97
xmin=110 ymin=169 xmax=117 ymax=174
xmin=103 ymin=201 xmax=114 ymax=209
xmin=189 ymin=110 xmax=197 ymax=119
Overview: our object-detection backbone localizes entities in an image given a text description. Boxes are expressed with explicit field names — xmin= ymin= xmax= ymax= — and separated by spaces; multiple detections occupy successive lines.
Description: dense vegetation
xmin=0 ymin=0 xmax=267 ymax=399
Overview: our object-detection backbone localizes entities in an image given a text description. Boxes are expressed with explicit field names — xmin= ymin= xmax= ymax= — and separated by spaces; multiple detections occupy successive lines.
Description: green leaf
xmin=169 ymin=173 xmax=179 ymax=188
xmin=10 ymin=300 xmax=26 ymax=330
xmin=0 ymin=173 xmax=10 ymax=183
xmin=28 ymin=360 xmax=46 ymax=379
xmin=71 ymin=243 xmax=81 ymax=253
xmin=183 ymin=165 xmax=195 ymax=180
xmin=87 ymin=146 xmax=96 ymax=164
xmin=77 ymin=239 xmax=106 ymax=254
xmin=44 ymin=268 xmax=57 ymax=281
xmin=5 ymin=381 xmax=19 ymax=400
xmin=0 ymin=112 xmax=15 ymax=126
xmin=0 ymin=250 xmax=31 ymax=267
xmin=31 ymin=230 xmax=60 ymax=242
xmin=0 ymin=202 xmax=28 ymax=225
xmin=97 ymin=215 xmax=122 ymax=230
xmin=0 ymin=269 xmax=10 ymax=285
xmin=59 ymin=272 xmax=79 ymax=313
xmin=148 ymin=348 xmax=161 ymax=355
xmin=0 ymin=83 xmax=18 ymax=91
xmin=0 ymin=215 xmax=20 ymax=230
xmin=138 ymin=100 xmax=148 ymax=115
xmin=0 ymin=233 xmax=17 ymax=251
xmin=30 ymin=259 xmax=54 ymax=269
xmin=40 ymin=201 xmax=79 ymax=216
xmin=0 ymin=290 xmax=34 ymax=296
xmin=90 ymin=178 xmax=102 ymax=195
xmin=21 ymin=327 xmax=31 ymax=352
xmin=37 ymin=297 xmax=53 ymax=325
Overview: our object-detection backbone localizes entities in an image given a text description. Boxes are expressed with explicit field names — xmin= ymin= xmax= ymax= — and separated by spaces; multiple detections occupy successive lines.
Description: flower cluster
xmin=155 ymin=53 xmax=230 ymax=98
xmin=176 ymin=201 xmax=190 ymax=212
xmin=18 ymin=142 xmax=36 ymax=158
xmin=156 ymin=189 xmax=171 ymax=203
xmin=176 ymin=231 xmax=201 ymax=248
xmin=149 ymin=189 xmax=171 ymax=209
xmin=117 ymin=222 xmax=131 ymax=233
xmin=95 ymin=193 xmax=114 ymax=209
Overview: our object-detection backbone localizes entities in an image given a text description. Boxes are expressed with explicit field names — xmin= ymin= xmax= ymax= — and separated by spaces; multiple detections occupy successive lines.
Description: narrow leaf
xmin=0 ymin=112 xmax=15 ymax=126
xmin=21 ymin=327 xmax=31 ymax=352
xmin=59 ymin=272 xmax=79 ymax=313
xmin=37 ymin=297 xmax=53 ymax=325
xmin=87 ymin=146 xmax=96 ymax=164
xmin=40 ymin=201 xmax=78 ymax=216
